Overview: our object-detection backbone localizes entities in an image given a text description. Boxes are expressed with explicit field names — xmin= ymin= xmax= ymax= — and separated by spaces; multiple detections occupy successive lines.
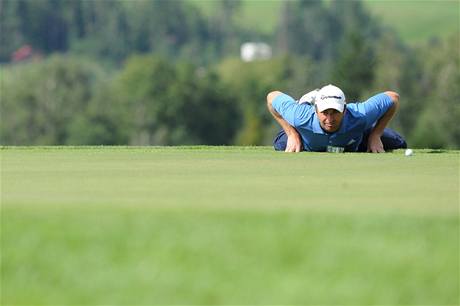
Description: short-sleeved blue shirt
xmin=272 ymin=92 xmax=394 ymax=152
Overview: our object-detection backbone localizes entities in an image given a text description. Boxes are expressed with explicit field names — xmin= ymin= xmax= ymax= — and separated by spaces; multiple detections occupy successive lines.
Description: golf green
xmin=1 ymin=147 xmax=459 ymax=304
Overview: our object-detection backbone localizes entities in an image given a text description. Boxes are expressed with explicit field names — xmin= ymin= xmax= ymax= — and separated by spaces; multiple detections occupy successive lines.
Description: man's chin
xmin=323 ymin=125 xmax=339 ymax=133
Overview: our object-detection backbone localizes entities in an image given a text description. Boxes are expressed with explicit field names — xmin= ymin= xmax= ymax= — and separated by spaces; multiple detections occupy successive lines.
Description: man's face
xmin=316 ymin=108 xmax=345 ymax=133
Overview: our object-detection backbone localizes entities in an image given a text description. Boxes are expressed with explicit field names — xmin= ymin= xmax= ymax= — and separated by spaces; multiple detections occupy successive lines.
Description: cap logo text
xmin=320 ymin=95 xmax=342 ymax=100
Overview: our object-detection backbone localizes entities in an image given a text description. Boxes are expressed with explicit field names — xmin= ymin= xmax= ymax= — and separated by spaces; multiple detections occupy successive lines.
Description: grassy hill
xmin=2 ymin=146 xmax=459 ymax=304
xmin=188 ymin=0 xmax=459 ymax=45
xmin=363 ymin=0 xmax=459 ymax=44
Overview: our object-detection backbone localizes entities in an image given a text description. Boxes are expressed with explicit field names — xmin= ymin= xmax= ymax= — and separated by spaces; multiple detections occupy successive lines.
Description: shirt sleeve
xmin=355 ymin=93 xmax=394 ymax=129
xmin=272 ymin=93 xmax=312 ymax=127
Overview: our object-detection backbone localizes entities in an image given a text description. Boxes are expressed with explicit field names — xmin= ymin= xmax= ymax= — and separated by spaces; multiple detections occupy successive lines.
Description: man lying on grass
xmin=267 ymin=84 xmax=407 ymax=153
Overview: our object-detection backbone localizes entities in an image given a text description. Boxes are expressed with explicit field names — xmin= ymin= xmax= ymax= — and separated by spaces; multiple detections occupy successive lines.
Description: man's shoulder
xmin=272 ymin=92 xmax=316 ymax=127
xmin=294 ymin=104 xmax=317 ymax=127
xmin=341 ymin=105 xmax=368 ymax=131
xmin=345 ymin=93 xmax=394 ymax=129
xmin=345 ymin=103 xmax=367 ymax=118
xmin=359 ymin=93 xmax=394 ymax=109
xmin=345 ymin=93 xmax=391 ymax=114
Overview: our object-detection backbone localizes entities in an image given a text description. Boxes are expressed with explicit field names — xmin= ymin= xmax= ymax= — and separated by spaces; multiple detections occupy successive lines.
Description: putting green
xmin=1 ymin=147 xmax=459 ymax=304
xmin=2 ymin=146 xmax=458 ymax=215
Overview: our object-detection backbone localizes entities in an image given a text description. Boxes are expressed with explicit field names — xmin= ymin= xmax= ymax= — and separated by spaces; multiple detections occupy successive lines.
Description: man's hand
xmin=267 ymin=90 xmax=303 ymax=153
xmin=367 ymin=133 xmax=385 ymax=153
xmin=366 ymin=91 xmax=399 ymax=153
xmin=285 ymin=131 xmax=302 ymax=152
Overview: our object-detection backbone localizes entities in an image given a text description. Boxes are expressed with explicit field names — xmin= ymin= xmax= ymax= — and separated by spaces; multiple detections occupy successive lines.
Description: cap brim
xmin=316 ymin=101 xmax=345 ymax=113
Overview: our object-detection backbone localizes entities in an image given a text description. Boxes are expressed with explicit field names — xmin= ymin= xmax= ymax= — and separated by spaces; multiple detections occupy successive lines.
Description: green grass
xmin=1 ymin=146 xmax=459 ymax=304
xmin=363 ymin=0 xmax=460 ymax=44
xmin=188 ymin=0 xmax=459 ymax=45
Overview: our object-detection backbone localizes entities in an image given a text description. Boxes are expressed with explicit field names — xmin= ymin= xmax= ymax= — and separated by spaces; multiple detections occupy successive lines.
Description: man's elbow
xmin=267 ymin=91 xmax=282 ymax=107
xmin=385 ymin=91 xmax=400 ymax=103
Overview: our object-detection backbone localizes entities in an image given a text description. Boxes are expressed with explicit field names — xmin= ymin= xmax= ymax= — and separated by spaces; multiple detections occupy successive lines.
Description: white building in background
xmin=240 ymin=42 xmax=272 ymax=62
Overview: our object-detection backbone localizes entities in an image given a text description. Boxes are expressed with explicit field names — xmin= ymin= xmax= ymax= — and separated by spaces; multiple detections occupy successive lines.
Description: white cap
xmin=315 ymin=84 xmax=346 ymax=113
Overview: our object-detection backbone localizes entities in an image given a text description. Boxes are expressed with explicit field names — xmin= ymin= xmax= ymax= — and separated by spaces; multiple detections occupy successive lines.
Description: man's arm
xmin=267 ymin=91 xmax=302 ymax=152
xmin=367 ymin=91 xmax=400 ymax=153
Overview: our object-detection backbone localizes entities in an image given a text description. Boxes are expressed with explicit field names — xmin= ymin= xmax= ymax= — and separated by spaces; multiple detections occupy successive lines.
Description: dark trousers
xmin=273 ymin=128 xmax=407 ymax=152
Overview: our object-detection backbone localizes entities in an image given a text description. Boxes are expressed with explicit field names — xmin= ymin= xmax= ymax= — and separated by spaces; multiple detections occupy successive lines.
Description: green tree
xmin=126 ymin=0 xmax=211 ymax=62
xmin=66 ymin=81 xmax=130 ymax=145
xmin=275 ymin=0 xmax=381 ymax=61
xmin=208 ymin=0 xmax=242 ymax=58
xmin=0 ymin=0 xmax=25 ymax=62
xmin=217 ymin=56 xmax=320 ymax=145
xmin=69 ymin=0 xmax=132 ymax=66
xmin=0 ymin=56 xmax=106 ymax=144
xmin=113 ymin=55 xmax=240 ymax=145
xmin=331 ymin=30 xmax=376 ymax=102
xmin=276 ymin=0 xmax=330 ymax=59
xmin=366 ymin=32 xmax=459 ymax=149
xmin=364 ymin=31 xmax=424 ymax=138
xmin=410 ymin=35 xmax=460 ymax=149
xmin=17 ymin=0 xmax=69 ymax=53
xmin=1 ymin=0 xmax=70 ymax=61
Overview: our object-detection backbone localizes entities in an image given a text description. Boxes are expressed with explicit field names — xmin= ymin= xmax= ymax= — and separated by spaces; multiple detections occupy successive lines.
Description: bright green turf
xmin=1 ymin=147 xmax=459 ymax=304
xmin=187 ymin=0 xmax=459 ymax=45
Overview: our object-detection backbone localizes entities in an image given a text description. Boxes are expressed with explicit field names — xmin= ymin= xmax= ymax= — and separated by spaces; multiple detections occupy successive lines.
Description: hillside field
xmin=188 ymin=0 xmax=459 ymax=45
xmin=1 ymin=146 xmax=459 ymax=304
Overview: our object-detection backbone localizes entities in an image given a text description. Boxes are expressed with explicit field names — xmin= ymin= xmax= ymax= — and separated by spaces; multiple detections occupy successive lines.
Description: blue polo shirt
xmin=272 ymin=92 xmax=394 ymax=152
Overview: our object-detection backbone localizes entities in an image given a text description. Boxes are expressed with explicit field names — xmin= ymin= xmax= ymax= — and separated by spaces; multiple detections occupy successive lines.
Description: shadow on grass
xmin=426 ymin=149 xmax=448 ymax=154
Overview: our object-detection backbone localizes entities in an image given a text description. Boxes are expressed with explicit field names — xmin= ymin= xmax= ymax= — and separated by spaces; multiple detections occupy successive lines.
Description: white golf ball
xmin=405 ymin=149 xmax=413 ymax=156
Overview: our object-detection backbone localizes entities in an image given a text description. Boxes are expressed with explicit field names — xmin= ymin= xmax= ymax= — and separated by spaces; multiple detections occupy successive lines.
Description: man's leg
xmin=358 ymin=128 xmax=407 ymax=152
xmin=273 ymin=130 xmax=287 ymax=151
xmin=381 ymin=128 xmax=407 ymax=150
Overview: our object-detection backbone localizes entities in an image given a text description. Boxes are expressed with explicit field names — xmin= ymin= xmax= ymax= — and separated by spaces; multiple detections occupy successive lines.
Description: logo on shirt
xmin=327 ymin=145 xmax=345 ymax=153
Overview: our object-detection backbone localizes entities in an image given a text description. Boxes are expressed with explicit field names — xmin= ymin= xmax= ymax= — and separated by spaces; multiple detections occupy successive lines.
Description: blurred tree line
xmin=0 ymin=0 xmax=458 ymax=148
